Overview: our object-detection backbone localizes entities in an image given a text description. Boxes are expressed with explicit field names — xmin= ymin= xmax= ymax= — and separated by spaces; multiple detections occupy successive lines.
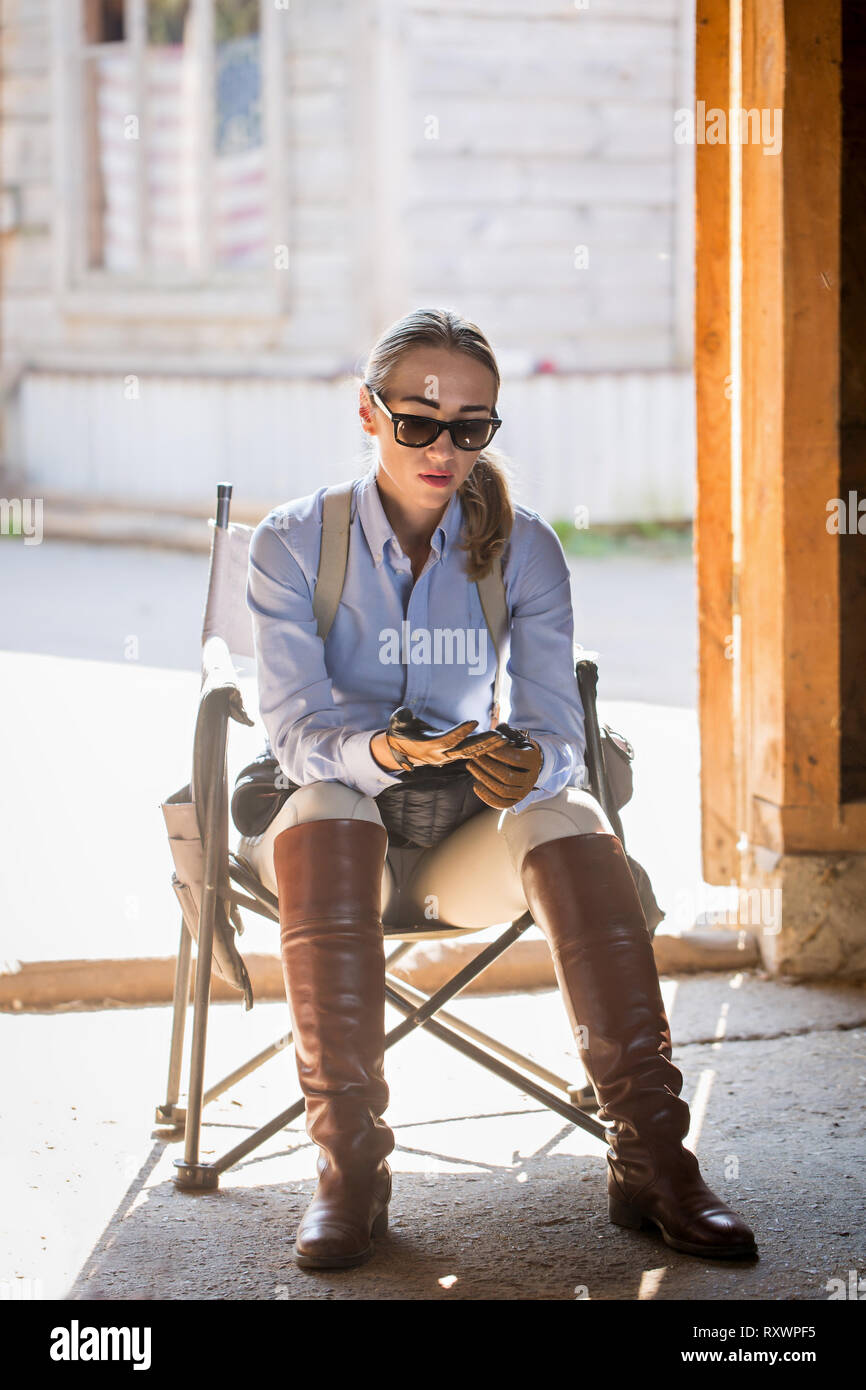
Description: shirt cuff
xmin=504 ymin=733 xmax=574 ymax=814
xmin=341 ymin=729 xmax=406 ymax=798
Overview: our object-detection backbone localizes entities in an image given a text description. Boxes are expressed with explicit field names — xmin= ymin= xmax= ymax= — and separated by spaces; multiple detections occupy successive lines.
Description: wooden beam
xmin=840 ymin=5 xmax=866 ymax=803
xmin=752 ymin=798 xmax=866 ymax=855
xmin=739 ymin=0 xmax=841 ymax=852
xmin=695 ymin=0 xmax=737 ymax=881
xmin=0 ymin=932 xmax=760 ymax=1012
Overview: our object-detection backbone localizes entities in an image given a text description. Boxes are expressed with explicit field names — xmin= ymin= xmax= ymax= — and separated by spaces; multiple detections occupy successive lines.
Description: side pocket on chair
xmin=601 ymin=725 xmax=635 ymax=811
xmin=170 ymin=874 xmax=202 ymax=944
xmin=625 ymin=852 xmax=666 ymax=940
xmin=161 ymin=784 xmax=253 ymax=1007
xmin=163 ymin=795 xmax=206 ymax=916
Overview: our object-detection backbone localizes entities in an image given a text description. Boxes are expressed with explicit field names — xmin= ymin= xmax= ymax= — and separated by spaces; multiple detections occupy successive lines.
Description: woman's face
xmin=360 ymin=346 xmax=498 ymax=517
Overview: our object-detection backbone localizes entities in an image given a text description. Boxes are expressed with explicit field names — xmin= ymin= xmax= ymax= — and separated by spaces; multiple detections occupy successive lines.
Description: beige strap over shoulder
xmin=475 ymin=556 xmax=508 ymax=726
xmin=312 ymin=477 xmax=508 ymax=726
xmin=312 ymin=478 xmax=355 ymax=643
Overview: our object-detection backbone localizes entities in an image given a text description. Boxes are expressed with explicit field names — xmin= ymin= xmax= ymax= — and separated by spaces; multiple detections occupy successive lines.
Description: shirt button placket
xmin=405 ymin=568 xmax=433 ymax=714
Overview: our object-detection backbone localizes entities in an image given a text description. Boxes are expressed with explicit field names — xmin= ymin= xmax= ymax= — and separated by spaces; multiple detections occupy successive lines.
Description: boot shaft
xmin=273 ymin=817 xmax=395 ymax=1169
xmin=519 ymin=832 xmax=689 ymax=1132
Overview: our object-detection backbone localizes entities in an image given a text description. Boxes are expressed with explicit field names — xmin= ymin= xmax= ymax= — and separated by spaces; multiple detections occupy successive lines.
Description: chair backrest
xmin=202 ymin=516 xmax=257 ymax=660
xmin=200 ymin=480 xmax=511 ymax=723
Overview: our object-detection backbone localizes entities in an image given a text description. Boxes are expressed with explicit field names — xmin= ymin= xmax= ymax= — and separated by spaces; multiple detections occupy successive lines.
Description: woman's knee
xmin=236 ymin=781 xmax=392 ymax=906
xmin=499 ymin=785 xmax=615 ymax=875
xmin=285 ymin=783 xmax=395 ymax=917
xmin=282 ymin=781 xmax=385 ymax=828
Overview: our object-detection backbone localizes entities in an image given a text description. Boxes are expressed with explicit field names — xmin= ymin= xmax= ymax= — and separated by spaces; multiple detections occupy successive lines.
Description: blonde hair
xmin=360 ymin=307 xmax=515 ymax=581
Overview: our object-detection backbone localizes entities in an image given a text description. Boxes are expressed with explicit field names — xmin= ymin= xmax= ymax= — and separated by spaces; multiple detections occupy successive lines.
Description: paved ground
xmin=3 ymin=974 xmax=864 ymax=1302
xmin=0 ymin=532 xmax=697 ymax=700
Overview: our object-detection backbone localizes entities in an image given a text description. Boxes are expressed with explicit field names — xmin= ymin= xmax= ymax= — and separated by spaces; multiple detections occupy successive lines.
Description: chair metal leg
xmin=173 ymin=738 xmax=225 ymax=1193
xmin=164 ymin=939 xmax=426 ymax=1175
xmin=176 ymin=916 xmax=533 ymax=1182
xmin=384 ymin=939 xmax=417 ymax=969
xmin=200 ymin=1031 xmax=293 ymax=1108
xmin=171 ymin=913 xmax=414 ymax=1118
xmin=378 ymin=916 xmax=533 ymax=1052
xmin=383 ymin=972 xmax=594 ymax=1106
xmin=171 ymin=911 xmax=608 ymax=1189
xmin=155 ymin=914 xmax=193 ymax=1127
xmin=382 ymin=982 xmax=608 ymax=1142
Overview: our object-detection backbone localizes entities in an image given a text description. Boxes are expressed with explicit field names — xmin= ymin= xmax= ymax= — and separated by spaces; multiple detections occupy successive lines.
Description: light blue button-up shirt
xmin=246 ymin=464 xmax=586 ymax=814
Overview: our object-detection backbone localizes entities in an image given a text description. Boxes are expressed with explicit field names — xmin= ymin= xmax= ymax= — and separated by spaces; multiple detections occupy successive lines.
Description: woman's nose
xmin=424 ymin=428 xmax=458 ymax=467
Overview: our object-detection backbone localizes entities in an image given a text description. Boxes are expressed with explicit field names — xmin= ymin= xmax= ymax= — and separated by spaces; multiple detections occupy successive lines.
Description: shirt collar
xmin=356 ymin=463 xmax=463 ymax=568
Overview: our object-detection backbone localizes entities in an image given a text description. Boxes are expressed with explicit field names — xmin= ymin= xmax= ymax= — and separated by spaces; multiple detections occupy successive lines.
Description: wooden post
xmin=739 ymin=0 xmax=842 ymax=856
xmin=696 ymin=1 xmax=866 ymax=974
xmin=695 ymin=0 xmax=737 ymax=883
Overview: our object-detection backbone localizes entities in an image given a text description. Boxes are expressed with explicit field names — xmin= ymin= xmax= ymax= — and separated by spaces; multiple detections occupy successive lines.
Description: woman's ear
xmin=359 ymin=384 xmax=375 ymax=433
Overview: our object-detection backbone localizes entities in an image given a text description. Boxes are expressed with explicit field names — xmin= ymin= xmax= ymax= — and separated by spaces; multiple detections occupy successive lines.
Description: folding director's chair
xmin=156 ymin=483 xmax=640 ymax=1192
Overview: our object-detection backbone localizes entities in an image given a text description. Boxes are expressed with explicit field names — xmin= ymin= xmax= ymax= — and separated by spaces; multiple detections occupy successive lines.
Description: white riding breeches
xmin=237 ymin=782 xmax=614 ymax=933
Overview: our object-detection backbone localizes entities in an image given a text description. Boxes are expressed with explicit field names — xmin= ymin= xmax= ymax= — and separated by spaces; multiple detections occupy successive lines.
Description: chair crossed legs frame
xmin=155 ymin=498 xmax=623 ymax=1192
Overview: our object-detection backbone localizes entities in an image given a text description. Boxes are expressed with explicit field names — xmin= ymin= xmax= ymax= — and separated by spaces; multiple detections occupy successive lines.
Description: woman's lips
xmin=419 ymin=472 xmax=452 ymax=488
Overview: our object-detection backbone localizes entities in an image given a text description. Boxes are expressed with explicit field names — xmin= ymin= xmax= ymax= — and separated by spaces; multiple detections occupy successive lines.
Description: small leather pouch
xmin=373 ymin=761 xmax=483 ymax=849
xmin=231 ymin=750 xmax=299 ymax=838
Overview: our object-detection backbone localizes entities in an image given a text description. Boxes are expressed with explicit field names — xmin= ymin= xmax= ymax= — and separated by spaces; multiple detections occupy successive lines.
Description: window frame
xmin=52 ymin=0 xmax=290 ymax=318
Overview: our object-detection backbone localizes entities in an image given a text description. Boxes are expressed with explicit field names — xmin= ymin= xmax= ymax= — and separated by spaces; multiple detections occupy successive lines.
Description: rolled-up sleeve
xmin=502 ymin=516 xmax=586 ymax=814
xmin=246 ymin=515 xmax=404 ymax=797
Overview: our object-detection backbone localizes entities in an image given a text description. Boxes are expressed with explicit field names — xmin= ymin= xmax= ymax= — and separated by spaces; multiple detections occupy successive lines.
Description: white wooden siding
xmin=1 ymin=0 xmax=696 ymax=511
xmin=18 ymin=368 xmax=695 ymax=524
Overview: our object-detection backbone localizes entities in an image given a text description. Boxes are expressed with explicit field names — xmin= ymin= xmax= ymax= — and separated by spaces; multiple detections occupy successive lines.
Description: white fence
xmin=17 ymin=368 xmax=695 ymax=525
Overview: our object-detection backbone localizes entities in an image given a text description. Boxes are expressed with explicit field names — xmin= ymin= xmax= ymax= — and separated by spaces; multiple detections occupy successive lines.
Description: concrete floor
xmin=3 ymin=972 xmax=864 ymax=1302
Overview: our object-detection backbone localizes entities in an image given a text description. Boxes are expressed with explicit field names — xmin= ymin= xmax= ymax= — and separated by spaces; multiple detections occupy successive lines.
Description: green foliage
xmin=553 ymin=518 xmax=693 ymax=559
xmin=147 ymin=0 xmax=260 ymax=46
xmin=215 ymin=0 xmax=260 ymax=41
xmin=146 ymin=0 xmax=190 ymax=45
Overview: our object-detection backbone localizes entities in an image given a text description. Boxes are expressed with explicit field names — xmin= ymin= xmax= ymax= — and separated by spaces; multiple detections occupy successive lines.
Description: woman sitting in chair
xmin=244 ymin=306 xmax=757 ymax=1271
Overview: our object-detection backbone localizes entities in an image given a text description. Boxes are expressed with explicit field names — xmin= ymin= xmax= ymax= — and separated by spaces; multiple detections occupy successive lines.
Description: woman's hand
xmin=383 ymin=706 xmax=505 ymax=771
xmin=464 ymin=724 xmax=544 ymax=809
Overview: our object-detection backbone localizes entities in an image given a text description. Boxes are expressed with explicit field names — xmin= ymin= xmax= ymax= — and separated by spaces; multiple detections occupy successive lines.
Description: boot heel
xmin=371 ymin=1206 xmax=389 ymax=1238
xmin=609 ymin=1195 xmax=646 ymax=1230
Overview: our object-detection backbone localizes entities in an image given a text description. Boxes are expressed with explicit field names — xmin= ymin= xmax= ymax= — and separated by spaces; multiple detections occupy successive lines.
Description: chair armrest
xmin=183 ymin=637 xmax=257 ymax=1009
xmin=193 ymin=637 xmax=254 ymax=846
xmin=574 ymin=655 xmax=626 ymax=845
xmin=201 ymin=635 xmax=255 ymax=730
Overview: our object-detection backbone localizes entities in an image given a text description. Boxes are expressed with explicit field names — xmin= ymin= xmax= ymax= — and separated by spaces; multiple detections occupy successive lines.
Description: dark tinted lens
xmin=453 ymin=420 xmax=495 ymax=450
xmin=395 ymin=416 xmax=440 ymax=446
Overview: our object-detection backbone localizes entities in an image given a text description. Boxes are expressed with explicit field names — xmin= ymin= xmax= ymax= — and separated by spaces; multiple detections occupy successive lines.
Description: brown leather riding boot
xmin=519 ymin=831 xmax=757 ymax=1259
xmin=273 ymin=818 xmax=395 ymax=1269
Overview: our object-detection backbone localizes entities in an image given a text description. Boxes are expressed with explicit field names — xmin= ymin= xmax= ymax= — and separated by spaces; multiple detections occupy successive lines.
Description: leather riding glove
xmin=384 ymin=706 xmax=504 ymax=771
xmin=464 ymin=723 xmax=544 ymax=809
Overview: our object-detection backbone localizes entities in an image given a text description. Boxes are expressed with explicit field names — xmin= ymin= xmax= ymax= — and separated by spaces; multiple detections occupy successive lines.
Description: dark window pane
xmin=84 ymin=50 xmax=137 ymax=269
xmin=214 ymin=30 xmax=267 ymax=267
xmin=84 ymin=0 xmax=125 ymax=43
